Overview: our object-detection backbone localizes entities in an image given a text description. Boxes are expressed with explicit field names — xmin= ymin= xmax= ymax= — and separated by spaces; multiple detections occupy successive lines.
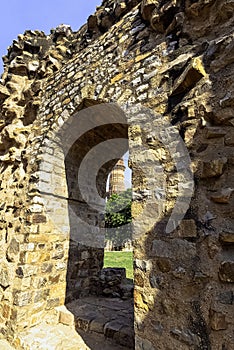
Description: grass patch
xmin=104 ymin=251 xmax=134 ymax=280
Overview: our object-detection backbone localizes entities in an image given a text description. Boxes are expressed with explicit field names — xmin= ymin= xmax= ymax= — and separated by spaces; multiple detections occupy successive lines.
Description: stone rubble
xmin=100 ymin=268 xmax=133 ymax=298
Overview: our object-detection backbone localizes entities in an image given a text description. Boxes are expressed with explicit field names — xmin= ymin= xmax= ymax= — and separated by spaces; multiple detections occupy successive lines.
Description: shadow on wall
xmin=60 ymin=98 xmax=202 ymax=350
xmin=130 ymin=1 xmax=234 ymax=348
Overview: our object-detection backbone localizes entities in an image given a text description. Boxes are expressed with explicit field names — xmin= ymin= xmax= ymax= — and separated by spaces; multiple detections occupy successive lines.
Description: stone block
xmin=6 ymin=238 xmax=20 ymax=262
xmin=149 ymin=274 xmax=160 ymax=289
xmin=171 ymin=328 xmax=200 ymax=346
xmin=135 ymin=271 xmax=145 ymax=288
xmin=104 ymin=320 xmax=123 ymax=339
xmin=218 ymin=291 xmax=233 ymax=305
xmin=51 ymin=249 xmax=64 ymax=260
xmin=177 ymin=219 xmax=197 ymax=238
xmin=20 ymin=251 xmax=41 ymax=264
xmin=220 ymin=231 xmax=234 ymax=243
xmin=56 ymin=305 xmax=74 ymax=326
xmin=219 ymin=261 xmax=234 ymax=283
xmin=114 ymin=325 xmax=135 ymax=348
xmin=0 ymin=263 xmax=11 ymax=288
xmin=225 ymin=129 xmax=234 ymax=145
xmin=32 ymin=214 xmax=47 ymax=224
xmin=90 ymin=317 xmax=107 ymax=333
xmin=16 ymin=265 xmax=37 ymax=278
xmin=0 ymin=85 xmax=10 ymax=102
xmin=210 ymin=188 xmax=233 ymax=204
xmin=48 ymin=274 xmax=60 ymax=285
xmin=152 ymin=239 xmax=196 ymax=260
xmin=135 ymin=259 xmax=152 ymax=272
xmin=156 ymin=257 xmax=171 ymax=272
xmin=206 ymin=127 xmax=226 ymax=139
xmin=210 ymin=310 xmax=228 ymax=330
xmin=49 ymin=283 xmax=66 ymax=298
xmin=135 ymin=336 xmax=155 ymax=350
xmin=171 ymin=57 xmax=206 ymax=96
xmin=41 ymin=263 xmax=53 ymax=274
xmin=75 ymin=313 xmax=95 ymax=332
xmin=142 ymin=292 xmax=154 ymax=310
xmin=46 ymin=298 xmax=60 ymax=309
xmin=134 ymin=290 xmax=148 ymax=311
xmin=34 ymin=289 xmax=49 ymax=303
xmin=201 ymin=158 xmax=227 ymax=178
xmin=13 ymin=291 xmax=33 ymax=307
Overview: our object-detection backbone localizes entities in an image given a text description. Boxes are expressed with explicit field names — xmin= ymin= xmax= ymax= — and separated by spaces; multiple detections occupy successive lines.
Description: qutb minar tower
xmin=109 ymin=158 xmax=126 ymax=196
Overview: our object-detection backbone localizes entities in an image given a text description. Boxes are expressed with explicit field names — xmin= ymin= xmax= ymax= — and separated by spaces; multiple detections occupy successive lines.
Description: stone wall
xmin=0 ymin=0 xmax=233 ymax=348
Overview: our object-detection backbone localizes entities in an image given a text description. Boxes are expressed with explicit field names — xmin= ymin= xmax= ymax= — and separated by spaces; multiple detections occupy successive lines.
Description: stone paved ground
xmin=66 ymin=296 xmax=134 ymax=349
xmin=3 ymin=297 xmax=134 ymax=349
xmin=15 ymin=323 xmax=129 ymax=350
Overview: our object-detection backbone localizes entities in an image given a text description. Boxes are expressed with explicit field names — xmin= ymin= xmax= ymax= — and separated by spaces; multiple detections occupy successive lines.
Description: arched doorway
xmin=56 ymin=102 xmax=135 ymax=348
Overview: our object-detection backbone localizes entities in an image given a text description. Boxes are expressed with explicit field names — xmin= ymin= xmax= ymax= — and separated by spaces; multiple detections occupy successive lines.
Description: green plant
xmin=105 ymin=188 xmax=132 ymax=247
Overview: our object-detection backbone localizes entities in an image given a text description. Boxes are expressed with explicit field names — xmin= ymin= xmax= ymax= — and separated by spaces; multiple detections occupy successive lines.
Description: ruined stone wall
xmin=0 ymin=0 xmax=233 ymax=348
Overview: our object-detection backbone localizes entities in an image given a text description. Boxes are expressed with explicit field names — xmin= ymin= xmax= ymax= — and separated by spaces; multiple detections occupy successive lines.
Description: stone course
xmin=0 ymin=0 xmax=233 ymax=349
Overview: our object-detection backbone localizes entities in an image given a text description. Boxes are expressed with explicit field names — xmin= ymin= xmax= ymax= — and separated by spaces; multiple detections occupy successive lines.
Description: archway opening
xmin=104 ymin=152 xmax=134 ymax=286
xmin=63 ymin=103 xmax=134 ymax=349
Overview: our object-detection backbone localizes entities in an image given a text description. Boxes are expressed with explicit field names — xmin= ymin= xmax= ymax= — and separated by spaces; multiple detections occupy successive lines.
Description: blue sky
xmin=124 ymin=152 xmax=132 ymax=189
xmin=106 ymin=152 xmax=132 ymax=191
xmin=0 ymin=0 xmax=101 ymax=73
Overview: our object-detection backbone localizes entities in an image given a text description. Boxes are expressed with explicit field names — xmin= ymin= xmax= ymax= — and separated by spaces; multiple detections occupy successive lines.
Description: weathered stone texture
xmin=0 ymin=0 xmax=233 ymax=348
